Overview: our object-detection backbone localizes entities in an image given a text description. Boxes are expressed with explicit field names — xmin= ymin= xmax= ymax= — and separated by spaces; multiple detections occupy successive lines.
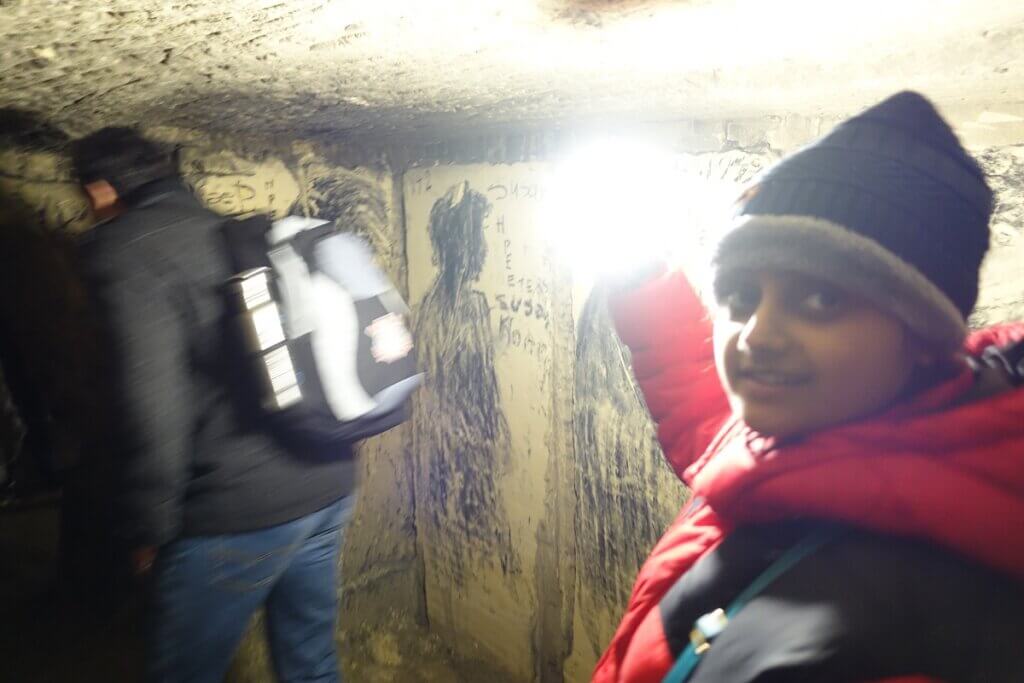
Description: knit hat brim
xmin=712 ymin=214 xmax=967 ymax=352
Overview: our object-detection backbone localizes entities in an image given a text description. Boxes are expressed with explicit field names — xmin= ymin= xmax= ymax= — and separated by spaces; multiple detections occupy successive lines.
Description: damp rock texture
xmin=972 ymin=145 xmax=1024 ymax=326
xmin=3 ymin=1 xmax=1024 ymax=138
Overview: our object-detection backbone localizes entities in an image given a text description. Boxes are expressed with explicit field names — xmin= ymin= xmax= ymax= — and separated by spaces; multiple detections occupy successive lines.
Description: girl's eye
xmin=717 ymin=281 xmax=760 ymax=320
xmin=799 ymin=286 xmax=848 ymax=318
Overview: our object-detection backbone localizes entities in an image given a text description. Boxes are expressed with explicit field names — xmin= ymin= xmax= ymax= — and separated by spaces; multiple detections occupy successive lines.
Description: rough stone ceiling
xmin=2 ymin=0 xmax=1023 ymax=140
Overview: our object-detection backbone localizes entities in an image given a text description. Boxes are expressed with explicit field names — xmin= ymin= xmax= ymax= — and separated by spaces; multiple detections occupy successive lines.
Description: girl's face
xmin=713 ymin=269 xmax=927 ymax=439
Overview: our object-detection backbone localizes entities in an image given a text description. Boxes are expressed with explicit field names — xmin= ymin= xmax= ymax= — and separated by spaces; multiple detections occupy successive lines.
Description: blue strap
xmin=661 ymin=527 xmax=838 ymax=683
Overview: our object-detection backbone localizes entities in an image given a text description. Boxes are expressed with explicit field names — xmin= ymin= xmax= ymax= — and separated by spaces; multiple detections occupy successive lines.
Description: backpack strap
xmin=980 ymin=337 xmax=1024 ymax=387
xmin=288 ymin=223 xmax=336 ymax=273
xmin=218 ymin=215 xmax=274 ymax=273
xmin=662 ymin=526 xmax=841 ymax=683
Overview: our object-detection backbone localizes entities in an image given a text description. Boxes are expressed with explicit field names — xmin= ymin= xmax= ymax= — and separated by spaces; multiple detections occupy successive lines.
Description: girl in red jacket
xmin=594 ymin=91 xmax=1024 ymax=683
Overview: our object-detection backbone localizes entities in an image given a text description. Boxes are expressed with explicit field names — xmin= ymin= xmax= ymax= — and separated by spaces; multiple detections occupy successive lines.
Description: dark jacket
xmin=79 ymin=179 xmax=357 ymax=547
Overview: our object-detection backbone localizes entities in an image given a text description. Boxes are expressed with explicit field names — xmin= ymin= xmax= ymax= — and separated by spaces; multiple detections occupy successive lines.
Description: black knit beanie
xmin=71 ymin=127 xmax=177 ymax=203
xmin=712 ymin=91 xmax=993 ymax=352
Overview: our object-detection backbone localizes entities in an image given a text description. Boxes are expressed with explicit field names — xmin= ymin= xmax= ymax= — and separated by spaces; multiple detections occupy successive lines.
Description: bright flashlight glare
xmin=541 ymin=138 xmax=692 ymax=281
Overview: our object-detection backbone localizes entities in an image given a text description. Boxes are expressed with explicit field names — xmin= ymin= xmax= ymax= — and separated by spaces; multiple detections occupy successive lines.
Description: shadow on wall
xmin=0 ymin=110 xmax=101 ymax=490
xmin=0 ymin=183 xmax=139 ymax=683
xmin=0 ymin=108 xmax=70 ymax=150
xmin=0 ymin=193 xmax=83 ymax=490
xmin=411 ymin=181 xmax=518 ymax=583
xmin=0 ymin=110 xmax=125 ymax=602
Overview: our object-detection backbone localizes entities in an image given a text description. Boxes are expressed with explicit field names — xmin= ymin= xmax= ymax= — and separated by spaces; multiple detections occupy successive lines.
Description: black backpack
xmin=218 ymin=214 xmax=421 ymax=449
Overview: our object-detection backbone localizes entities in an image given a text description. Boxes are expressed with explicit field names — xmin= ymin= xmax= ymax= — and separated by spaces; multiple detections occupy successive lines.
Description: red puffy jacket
xmin=592 ymin=270 xmax=1024 ymax=683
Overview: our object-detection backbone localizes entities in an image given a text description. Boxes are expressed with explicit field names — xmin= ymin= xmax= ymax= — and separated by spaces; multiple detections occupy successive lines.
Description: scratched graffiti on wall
xmin=0 ymin=150 xmax=91 ymax=233
xmin=571 ymin=288 xmax=684 ymax=650
xmin=567 ymin=148 xmax=777 ymax=672
xmin=411 ymin=181 xmax=513 ymax=580
xmin=0 ymin=111 xmax=88 ymax=234
xmin=179 ymin=148 xmax=300 ymax=219
xmin=404 ymin=165 xmax=559 ymax=680
xmin=297 ymin=156 xmax=399 ymax=279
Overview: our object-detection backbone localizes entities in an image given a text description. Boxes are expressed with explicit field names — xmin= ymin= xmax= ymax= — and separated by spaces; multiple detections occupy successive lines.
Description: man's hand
xmin=132 ymin=545 xmax=158 ymax=577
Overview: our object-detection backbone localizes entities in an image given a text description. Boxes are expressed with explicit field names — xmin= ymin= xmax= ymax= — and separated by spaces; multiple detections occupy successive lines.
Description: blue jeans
xmin=147 ymin=495 xmax=355 ymax=683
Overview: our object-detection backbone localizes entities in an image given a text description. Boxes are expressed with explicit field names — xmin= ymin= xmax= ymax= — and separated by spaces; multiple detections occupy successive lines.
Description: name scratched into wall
xmin=484 ymin=177 xmax=553 ymax=367
xmin=190 ymin=176 xmax=279 ymax=215
xmin=405 ymin=166 xmax=557 ymax=369
xmin=181 ymin=151 xmax=300 ymax=219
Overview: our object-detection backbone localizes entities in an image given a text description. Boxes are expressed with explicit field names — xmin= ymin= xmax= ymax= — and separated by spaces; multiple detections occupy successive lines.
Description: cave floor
xmin=0 ymin=501 xmax=467 ymax=683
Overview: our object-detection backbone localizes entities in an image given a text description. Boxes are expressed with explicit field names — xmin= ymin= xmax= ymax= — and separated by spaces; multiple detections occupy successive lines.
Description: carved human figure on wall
xmin=412 ymin=181 xmax=513 ymax=580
